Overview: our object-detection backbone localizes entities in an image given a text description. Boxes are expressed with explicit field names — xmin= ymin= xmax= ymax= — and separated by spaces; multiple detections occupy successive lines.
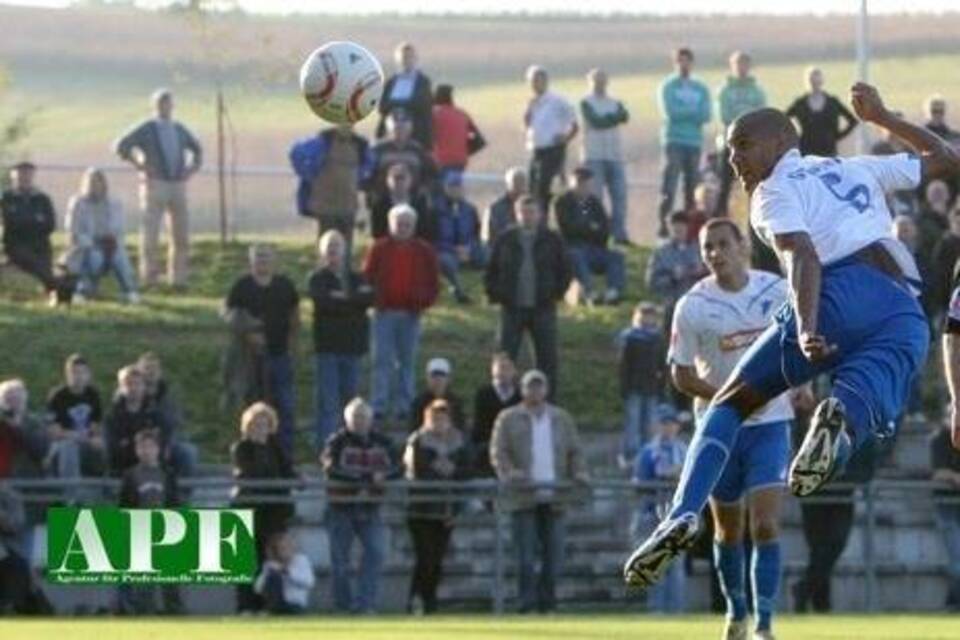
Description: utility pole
xmin=856 ymin=0 xmax=870 ymax=154
xmin=216 ymin=87 xmax=228 ymax=246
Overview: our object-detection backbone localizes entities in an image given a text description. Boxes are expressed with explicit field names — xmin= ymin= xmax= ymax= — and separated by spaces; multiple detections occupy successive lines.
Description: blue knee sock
xmin=714 ymin=541 xmax=747 ymax=621
xmin=831 ymin=386 xmax=874 ymax=475
xmin=669 ymin=404 xmax=740 ymax=518
xmin=751 ymin=541 xmax=781 ymax=631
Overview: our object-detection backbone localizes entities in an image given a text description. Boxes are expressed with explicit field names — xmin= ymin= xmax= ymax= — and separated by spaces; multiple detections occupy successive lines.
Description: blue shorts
xmin=712 ymin=420 xmax=791 ymax=503
xmin=732 ymin=259 xmax=929 ymax=441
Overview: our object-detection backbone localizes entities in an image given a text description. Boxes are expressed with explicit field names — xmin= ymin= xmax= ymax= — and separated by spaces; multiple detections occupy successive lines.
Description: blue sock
xmin=669 ymin=404 xmax=740 ymax=518
xmin=713 ymin=541 xmax=747 ymax=621
xmin=751 ymin=541 xmax=781 ymax=631
xmin=831 ymin=386 xmax=873 ymax=475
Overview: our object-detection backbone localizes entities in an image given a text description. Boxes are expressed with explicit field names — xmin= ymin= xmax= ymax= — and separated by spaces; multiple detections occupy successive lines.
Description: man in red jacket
xmin=431 ymin=84 xmax=486 ymax=176
xmin=364 ymin=204 xmax=440 ymax=423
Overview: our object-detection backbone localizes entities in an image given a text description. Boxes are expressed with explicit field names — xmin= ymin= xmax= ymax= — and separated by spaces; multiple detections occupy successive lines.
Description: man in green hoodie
xmin=715 ymin=51 xmax=767 ymax=216
xmin=657 ymin=47 xmax=711 ymax=238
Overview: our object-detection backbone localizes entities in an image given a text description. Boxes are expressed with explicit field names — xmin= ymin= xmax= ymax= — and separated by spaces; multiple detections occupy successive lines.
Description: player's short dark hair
xmin=675 ymin=47 xmax=694 ymax=60
xmin=701 ymin=217 xmax=744 ymax=242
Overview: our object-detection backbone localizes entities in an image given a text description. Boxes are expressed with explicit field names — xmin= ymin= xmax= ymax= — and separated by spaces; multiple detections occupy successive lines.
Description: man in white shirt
xmin=626 ymin=83 xmax=960 ymax=596
xmin=525 ymin=66 xmax=578 ymax=214
xmin=669 ymin=218 xmax=794 ymax=640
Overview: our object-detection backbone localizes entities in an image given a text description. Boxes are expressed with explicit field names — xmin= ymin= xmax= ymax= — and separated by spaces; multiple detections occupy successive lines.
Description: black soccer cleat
xmin=789 ymin=397 xmax=850 ymax=497
xmin=623 ymin=511 xmax=699 ymax=588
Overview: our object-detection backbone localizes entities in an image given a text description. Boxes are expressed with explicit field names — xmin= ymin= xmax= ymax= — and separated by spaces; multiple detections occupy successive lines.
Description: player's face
xmin=700 ymin=225 xmax=745 ymax=280
xmin=727 ymin=126 xmax=778 ymax=195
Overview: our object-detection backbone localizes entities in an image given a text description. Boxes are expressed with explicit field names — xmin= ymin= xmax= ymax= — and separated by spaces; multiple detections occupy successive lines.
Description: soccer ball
xmin=299 ymin=41 xmax=385 ymax=125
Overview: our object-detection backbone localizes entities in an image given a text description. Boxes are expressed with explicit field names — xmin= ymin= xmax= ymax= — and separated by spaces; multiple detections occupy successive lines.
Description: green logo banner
xmin=46 ymin=507 xmax=256 ymax=585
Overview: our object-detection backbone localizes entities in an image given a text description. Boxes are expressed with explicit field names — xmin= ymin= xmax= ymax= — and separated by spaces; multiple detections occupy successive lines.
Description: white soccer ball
xmin=299 ymin=41 xmax=385 ymax=125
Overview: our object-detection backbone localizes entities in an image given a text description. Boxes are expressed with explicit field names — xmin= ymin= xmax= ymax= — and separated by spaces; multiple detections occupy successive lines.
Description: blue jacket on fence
xmin=433 ymin=194 xmax=481 ymax=255
xmin=288 ymin=129 xmax=374 ymax=218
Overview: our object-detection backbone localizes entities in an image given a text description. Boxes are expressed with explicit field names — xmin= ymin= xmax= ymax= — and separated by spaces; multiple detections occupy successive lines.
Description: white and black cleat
xmin=789 ymin=397 xmax=849 ymax=497
xmin=623 ymin=511 xmax=699 ymax=588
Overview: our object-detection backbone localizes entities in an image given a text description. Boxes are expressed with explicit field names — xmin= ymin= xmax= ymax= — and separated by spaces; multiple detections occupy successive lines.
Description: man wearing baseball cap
xmin=408 ymin=357 xmax=465 ymax=432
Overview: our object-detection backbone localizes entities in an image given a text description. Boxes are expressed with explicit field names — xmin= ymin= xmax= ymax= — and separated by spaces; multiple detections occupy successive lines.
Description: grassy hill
xmin=0 ymin=236 xmax=652 ymax=463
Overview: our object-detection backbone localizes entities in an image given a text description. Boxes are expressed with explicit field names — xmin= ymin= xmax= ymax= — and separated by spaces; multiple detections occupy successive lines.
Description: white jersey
xmin=750 ymin=150 xmax=922 ymax=287
xmin=669 ymin=270 xmax=794 ymax=426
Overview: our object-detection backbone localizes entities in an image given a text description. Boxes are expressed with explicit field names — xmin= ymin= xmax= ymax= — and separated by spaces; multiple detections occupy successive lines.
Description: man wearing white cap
xmin=408 ymin=357 xmax=465 ymax=432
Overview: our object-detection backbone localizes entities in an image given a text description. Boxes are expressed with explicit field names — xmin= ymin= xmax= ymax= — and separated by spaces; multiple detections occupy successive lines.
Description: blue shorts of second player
xmin=730 ymin=257 xmax=929 ymax=444
xmin=712 ymin=420 xmax=791 ymax=503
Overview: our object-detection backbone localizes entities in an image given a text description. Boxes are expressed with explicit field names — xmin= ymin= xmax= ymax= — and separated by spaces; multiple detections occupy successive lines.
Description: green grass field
xmin=1 ymin=615 xmax=957 ymax=640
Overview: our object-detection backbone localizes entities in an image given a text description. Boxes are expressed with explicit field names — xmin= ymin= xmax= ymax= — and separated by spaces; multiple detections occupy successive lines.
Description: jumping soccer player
xmin=669 ymin=218 xmax=793 ymax=639
xmin=624 ymin=83 xmax=960 ymax=595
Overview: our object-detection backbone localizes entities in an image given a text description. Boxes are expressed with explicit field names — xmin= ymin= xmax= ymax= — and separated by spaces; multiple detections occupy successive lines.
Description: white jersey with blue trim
xmin=669 ymin=270 xmax=795 ymax=427
xmin=750 ymin=150 xmax=923 ymax=292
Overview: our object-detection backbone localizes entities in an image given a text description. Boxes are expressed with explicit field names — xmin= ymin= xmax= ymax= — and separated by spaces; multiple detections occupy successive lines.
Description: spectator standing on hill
xmin=138 ymin=352 xmax=197 ymax=481
xmin=114 ymin=89 xmax=202 ymax=288
xmin=308 ymin=230 xmax=374 ymax=449
xmin=617 ymin=302 xmax=668 ymax=466
xmin=471 ymin=353 xmax=521 ymax=478
xmin=715 ymin=51 xmax=766 ymax=216
xmin=483 ymin=167 xmax=527 ymax=250
xmin=645 ymin=211 xmax=705 ymax=332
xmin=403 ymin=398 xmax=471 ymax=614
xmin=369 ymin=112 xmax=437 ymax=209
xmin=116 ymin=429 xmax=182 ymax=615
xmin=253 ymin=530 xmax=315 ymax=615
xmin=377 ymin=42 xmax=433 ymax=149
xmin=579 ymin=68 xmax=630 ymax=244
xmin=433 ymin=171 xmax=484 ymax=304
xmin=368 ymin=163 xmax=435 ymax=242
xmin=786 ymin=67 xmax=857 ymax=157
xmin=408 ymin=358 xmax=466 ymax=433
xmin=631 ymin=405 xmax=688 ymax=613
xmin=1 ymin=161 xmax=65 ymax=303
xmin=484 ymin=195 xmax=572 ymax=396
xmin=104 ymin=366 xmax=166 ymax=476
xmin=657 ymin=47 xmax=711 ymax=237
xmin=364 ymin=205 xmax=439 ymax=424
xmin=431 ymin=84 xmax=485 ymax=176
xmin=224 ymin=244 xmax=300 ymax=454
xmin=921 ymin=95 xmax=960 ymax=203
xmin=687 ymin=182 xmax=719 ymax=242
xmin=525 ymin=66 xmax=578 ymax=214
xmin=322 ymin=398 xmax=400 ymax=614
xmin=230 ymin=402 xmax=297 ymax=613
xmin=490 ymin=370 xmax=588 ymax=614
xmin=553 ymin=167 xmax=625 ymax=305
xmin=44 ymin=354 xmax=106 ymax=484
xmin=289 ymin=124 xmax=373 ymax=252
xmin=63 ymin=168 xmax=140 ymax=303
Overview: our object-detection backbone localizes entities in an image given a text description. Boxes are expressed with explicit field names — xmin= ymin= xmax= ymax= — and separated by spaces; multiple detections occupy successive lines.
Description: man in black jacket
xmin=471 ymin=352 xmax=521 ymax=477
xmin=553 ymin=167 xmax=625 ymax=305
xmin=1 ymin=162 xmax=61 ymax=300
xmin=376 ymin=43 xmax=433 ymax=149
xmin=484 ymin=195 xmax=572 ymax=396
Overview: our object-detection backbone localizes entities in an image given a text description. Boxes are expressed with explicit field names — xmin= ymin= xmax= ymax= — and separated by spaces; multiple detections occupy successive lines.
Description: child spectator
xmin=617 ymin=302 xmax=668 ymax=467
xmin=631 ymin=404 xmax=688 ymax=613
xmin=45 ymin=354 xmax=106 ymax=487
xmin=104 ymin=366 xmax=166 ymax=476
xmin=116 ymin=429 xmax=182 ymax=615
xmin=433 ymin=171 xmax=484 ymax=304
xmin=253 ymin=529 xmax=315 ymax=615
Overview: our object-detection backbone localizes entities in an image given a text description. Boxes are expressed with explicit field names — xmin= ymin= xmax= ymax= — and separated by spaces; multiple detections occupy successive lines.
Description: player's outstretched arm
xmin=774 ymin=231 xmax=837 ymax=363
xmin=850 ymin=82 xmax=960 ymax=182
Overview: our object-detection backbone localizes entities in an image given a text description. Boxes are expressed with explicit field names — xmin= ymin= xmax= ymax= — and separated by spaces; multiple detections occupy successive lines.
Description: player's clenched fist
xmin=850 ymin=82 xmax=889 ymax=124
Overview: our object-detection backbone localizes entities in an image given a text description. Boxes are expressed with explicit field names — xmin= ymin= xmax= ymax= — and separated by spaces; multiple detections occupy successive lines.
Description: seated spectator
xmin=404 ymin=398 xmax=471 ymax=614
xmin=63 ymin=167 xmax=140 ymax=303
xmin=376 ymin=42 xmax=433 ymax=149
xmin=364 ymin=205 xmax=439 ymax=424
xmin=433 ymin=171 xmax=484 ymax=304
xmin=483 ymin=166 xmax=527 ymax=250
xmin=408 ymin=358 xmax=466 ymax=433
xmin=138 ymin=351 xmax=197 ymax=481
xmin=223 ymin=244 xmax=300 ymax=454
xmin=44 ymin=354 xmax=107 ymax=488
xmin=253 ymin=529 xmax=315 ymax=615
xmin=553 ymin=166 xmax=625 ymax=305
xmin=116 ymin=429 xmax=182 ymax=615
xmin=104 ymin=365 xmax=166 ymax=476
xmin=368 ymin=163 xmax=435 ymax=241
xmin=289 ymin=124 xmax=373 ymax=251
xmin=431 ymin=84 xmax=485 ymax=175
xmin=321 ymin=397 xmax=400 ymax=614
xmin=917 ymin=179 xmax=952 ymax=269
xmin=471 ymin=352 xmax=521 ymax=478
xmin=230 ymin=402 xmax=297 ymax=613
xmin=490 ymin=369 xmax=588 ymax=614
xmin=617 ymin=302 xmax=668 ymax=467
xmin=367 ymin=111 xmax=437 ymax=210
xmin=484 ymin=195 xmax=572 ymax=395
xmin=0 ymin=484 xmax=51 ymax=615
xmin=931 ymin=415 xmax=960 ymax=610
xmin=631 ymin=404 xmax=688 ymax=613
xmin=308 ymin=230 xmax=374 ymax=449
xmin=1 ymin=161 xmax=68 ymax=304
xmin=645 ymin=211 xmax=706 ymax=330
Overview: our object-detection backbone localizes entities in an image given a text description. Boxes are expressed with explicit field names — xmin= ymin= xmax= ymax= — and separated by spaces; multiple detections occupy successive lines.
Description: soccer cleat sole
xmin=623 ymin=513 xmax=698 ymax=588
xmin=789 ymin=397 xmax=845 ymax=497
